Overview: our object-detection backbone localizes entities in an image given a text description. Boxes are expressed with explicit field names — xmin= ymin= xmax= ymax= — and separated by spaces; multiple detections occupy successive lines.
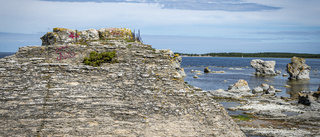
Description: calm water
xmin=181 ymin=57 xmax=320 ymax=98
xmin=0 ymin=52 xmax=15 ymax=59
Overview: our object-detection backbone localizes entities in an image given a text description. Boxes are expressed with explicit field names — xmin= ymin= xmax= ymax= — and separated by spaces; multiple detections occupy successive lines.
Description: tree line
xmin=176 ymin=52 xmax=320 ymax=58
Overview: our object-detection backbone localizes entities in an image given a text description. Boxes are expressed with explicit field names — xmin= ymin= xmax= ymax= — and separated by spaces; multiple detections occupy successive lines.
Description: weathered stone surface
xmin=228 ymin=79 xmax=251 ymax=92
xmin=261 ymin=83 xmax=270 ymax=91
xmin=286 ymin=57 xmax=311 ymax=80
xmin=265 ymin=86 xmax=276 ymax=95
xmin=298 ymin=91 xmax=311 ymax=106
xmin=0 ymin=29 xmax=244 ymax=136
xmin=298 ymin=91 xmax=320 ymax=107
xmin=41 ymin=27 xmax=134 ymax=45
xmin=252 ymin=86 xmax=263 ymax=94
xmin=208 ymin=89 xmax=254 ymax=99
xmin=250 ymin=59 xmax=277 ymax=75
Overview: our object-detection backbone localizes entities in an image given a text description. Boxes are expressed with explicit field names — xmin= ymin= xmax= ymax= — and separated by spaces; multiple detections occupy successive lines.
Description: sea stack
xmin=286 ymin=57 xmax=311 ymax=80
xmin=250 ymin=59 xmax=277 ymax=76
xmin=0 ymin=27 xmax=244 ymax=136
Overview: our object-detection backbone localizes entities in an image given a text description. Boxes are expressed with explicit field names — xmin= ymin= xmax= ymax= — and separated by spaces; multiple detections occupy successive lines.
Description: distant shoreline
xmin=177 ymin=52 xmax=320 ymax=59
xmin=0 ymin=52 xmax=15 ymax=59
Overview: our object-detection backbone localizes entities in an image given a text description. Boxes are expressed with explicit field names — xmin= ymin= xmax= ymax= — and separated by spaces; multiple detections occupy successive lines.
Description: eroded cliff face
xmin=0 ymin=28 xmax=244 ymax=136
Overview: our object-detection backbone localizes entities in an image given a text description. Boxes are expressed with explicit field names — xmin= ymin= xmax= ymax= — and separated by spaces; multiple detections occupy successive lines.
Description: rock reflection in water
xmin=286 ymin=80 xmax=310 ymax=99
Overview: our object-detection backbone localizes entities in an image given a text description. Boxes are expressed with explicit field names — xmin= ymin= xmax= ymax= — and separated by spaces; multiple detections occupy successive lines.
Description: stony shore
xmin=207 ymin=80 xmax=320 ymax=136
xmin=0 ymin=33 xmax=244 ymax=136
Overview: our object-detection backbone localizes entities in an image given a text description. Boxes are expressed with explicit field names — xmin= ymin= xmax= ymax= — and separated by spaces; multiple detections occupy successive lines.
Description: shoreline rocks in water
xmin=209 ymin=79 xmax=254 ymax=99
xmin=207 ymin=78 xmax=320 ymax=136
xmin=286 ymin=57 xmax=311 ymax=80
xmin=250 ymin=59 xmax=277 ymax=76
xmin=204 ymin=67 xmax=211 ymax=73
xmin=228 ymin=79 xmax=251 ymax=92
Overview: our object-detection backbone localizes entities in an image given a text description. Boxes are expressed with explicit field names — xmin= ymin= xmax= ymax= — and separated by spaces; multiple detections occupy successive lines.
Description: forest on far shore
xmin=176 ymin=52 xmax=320 ymax=58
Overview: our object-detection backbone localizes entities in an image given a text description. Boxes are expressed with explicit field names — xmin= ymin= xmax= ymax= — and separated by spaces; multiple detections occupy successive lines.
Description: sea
xmin=0 ymin=52 xmax=15 ymax=59
xmin=181 ymin=56 xmax=320 ymax=98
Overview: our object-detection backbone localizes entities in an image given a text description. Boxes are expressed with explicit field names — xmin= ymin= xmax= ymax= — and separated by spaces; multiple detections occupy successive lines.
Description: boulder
xmin=265 ymin=86 xmax=276 ymax=95
xmin=298 ymin=91 xmax=311 ymax=106
xmin=79 ymin=29 xmax=99 ymax=42
xmin=204 ymin=67 xmax=211 ymax=73
xmin=252 ymin=87 xmax=263 ymax=94
xmin=286 ymin=57 xmax=311 ymax=80
xmin=41 ymin=28 xmax=78 ymax=45
xmin=228 ymin=79 xmax=251 ymax=92
xmin=276 ymin=70 xmax=282 ymax=75
xmin=193 ymin=75 xmax=199 ymax=78
xmin=313 ymin=91 xmax=320 ymax=98
xmin=261 ymin=83 xmax=270 ymax=91
xmin=250 ymin=59 xmax=277 ymax=75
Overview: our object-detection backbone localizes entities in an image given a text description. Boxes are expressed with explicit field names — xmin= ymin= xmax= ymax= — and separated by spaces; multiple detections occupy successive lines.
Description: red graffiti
xmin=56 ymin=45 xmax=75 ymax=60
xmin=69 ymin=32 xmax=79 ymax=39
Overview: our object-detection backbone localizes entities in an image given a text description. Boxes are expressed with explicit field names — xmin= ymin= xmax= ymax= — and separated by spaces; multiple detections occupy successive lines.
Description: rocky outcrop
xmin=41 ymin=27 xmax=133 ymax=45
xmin=252 ymin=86 xmax=263 ymax=94
xmin=228 ymin=79 xmax=251 ymax=92
xmin=286 ymin=57 xmax=311 ymax=80
xmin=250 ymin=59 xmax=277 ymax=75
xmin=0 ymin=28 xmax=244 ymax=136
xmin=298 ymin=91 xmax=311 ymax=106
xmin=298 ymin=91 xmax=320 ymax=107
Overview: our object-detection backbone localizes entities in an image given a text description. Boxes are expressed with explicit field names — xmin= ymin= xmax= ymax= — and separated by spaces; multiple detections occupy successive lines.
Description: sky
xmin=0 ymin=0 xmax=319 ymax=53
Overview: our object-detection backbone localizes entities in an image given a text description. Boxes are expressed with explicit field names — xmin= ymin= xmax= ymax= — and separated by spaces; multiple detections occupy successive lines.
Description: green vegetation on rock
xmin=83 ymin=51 xmax=118 ymax=67
xmin=231 ymin=115 xmax=253 ymax=121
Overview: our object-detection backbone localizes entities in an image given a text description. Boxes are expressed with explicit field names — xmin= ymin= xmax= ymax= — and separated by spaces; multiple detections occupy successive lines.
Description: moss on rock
xmin=83 ymin=51 xmax=117 ymax=67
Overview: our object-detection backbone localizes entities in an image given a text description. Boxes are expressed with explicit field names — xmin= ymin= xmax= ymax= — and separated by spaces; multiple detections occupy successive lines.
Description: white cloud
xmin=1 ymin=0 xmax=319 ymax=34
xmin=0 ymin=0 xmax=319 ymax=53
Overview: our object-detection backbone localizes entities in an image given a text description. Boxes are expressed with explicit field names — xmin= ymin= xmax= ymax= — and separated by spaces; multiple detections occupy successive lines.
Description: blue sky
xmin=0 ymin=0 xmax=319 ymax=53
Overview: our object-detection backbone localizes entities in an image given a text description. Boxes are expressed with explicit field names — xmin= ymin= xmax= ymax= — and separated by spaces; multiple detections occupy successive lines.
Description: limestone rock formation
xmin=250 ymin=59 xmax=277 ymax=75
xmin=0 ymin=28 xmax=244 ymax=136
xmin=228 ymin=79 xmax=251 ymax=92
xmin=252 ymin=87 xmax=263 ymax=94
xmin=41 ymin=27 xmax=133 ymax=45
xmin=286 ymin=57 xmax=311 ymax=80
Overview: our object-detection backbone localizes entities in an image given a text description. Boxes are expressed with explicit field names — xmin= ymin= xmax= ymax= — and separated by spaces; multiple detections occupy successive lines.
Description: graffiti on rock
xmin=56 ymin=45 xmax=75 ymax=60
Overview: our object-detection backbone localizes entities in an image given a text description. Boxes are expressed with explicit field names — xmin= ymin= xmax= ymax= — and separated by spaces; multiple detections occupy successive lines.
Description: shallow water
xmin=181 ymin=57 xmax=320 ymax=98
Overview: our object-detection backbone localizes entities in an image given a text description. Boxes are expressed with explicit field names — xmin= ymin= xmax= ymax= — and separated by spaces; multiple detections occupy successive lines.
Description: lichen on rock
xmin=286 ymin=57 xmax=311 ymax=80
xmin=228 ymin=79 xmax=251 ymax=92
